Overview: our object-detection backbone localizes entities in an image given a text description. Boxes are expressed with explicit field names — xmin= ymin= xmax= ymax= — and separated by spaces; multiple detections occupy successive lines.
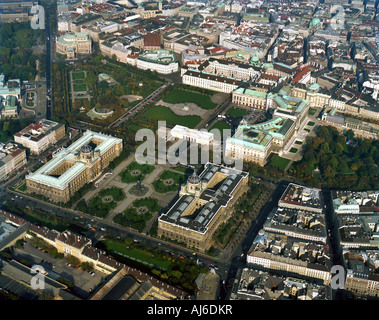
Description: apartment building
xmin=247 ymin=230 xmax=332 ymax=284
xmin=14 ymin=119 xmax=66 ymax=155
xmin=0 ymin=142 xmax=27 ymax=182
xmin=247 ymin=250 xmax=331 ymax=284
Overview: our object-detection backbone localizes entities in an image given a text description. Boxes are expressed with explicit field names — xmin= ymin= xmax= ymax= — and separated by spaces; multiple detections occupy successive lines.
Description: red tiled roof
xmin=292 ymin=66 xmax=310 ymax=83
xmin=144 ymin=32 xmax=161 ymax=47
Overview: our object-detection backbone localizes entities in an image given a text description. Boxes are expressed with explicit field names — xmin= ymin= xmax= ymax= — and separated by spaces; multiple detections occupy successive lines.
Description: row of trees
xmin=52 ymin=64 xmax=71 ymax=123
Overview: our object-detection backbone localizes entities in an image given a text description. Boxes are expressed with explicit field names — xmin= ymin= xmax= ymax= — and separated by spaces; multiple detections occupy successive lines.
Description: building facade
xmin=246 ymin=251 xmax=331 ymax=284
xmin=56 ymin=32 xmax=92 ymax=59
xmin=14 ymin=119 xmax=66 ymax=155
xmin=169 ymin=125 xmax=214 ymax=145
xmin=26 ymin=130 xmax=122 ymax=203
xmin=345 ymin=269 xmax=379 ymax=297
xmin=0 ymin=142 xmax=27 ymax=182
xmin=232 ymin=88 xmax=268 ymax=110
xmin=226 ymin=92 xmax=309 ymax=166
xmin=136 ymin=49 xmax=178 ymax=74
xmin=158 ymin=163 xmax=248 ymax=253
xmin=182 ymin=68 xmax=246 ymax=93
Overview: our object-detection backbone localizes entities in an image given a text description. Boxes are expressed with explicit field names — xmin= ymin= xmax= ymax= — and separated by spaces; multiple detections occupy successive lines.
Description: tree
xmin=321 ymin=142 xmax=330 ymax=154
xmin=346 ymin=129 xmax=355 ymax=140
xmin=361 ymin=140 xmax=371 ymax=154
xmin=98 ymin=80 xmax=108 ymax=92
xmin=335 ymin=143 xmax=343 ymax=157
xmin=84 ymin=72 xmax=97 ymax=88
xmin=337 ymin=159 xmax=349 ymax=174
xmin=317 ymin=126 xmax=332 ymax=143
xmin=67 ymin=255 xmax=81 ymax=267
xmin=328 ymin=156 xmax=339 ymax=170
xmin=323 ymin=166 xmax=334 ymax=178
xmin=351 ymin=159 xmax=364 ymax=171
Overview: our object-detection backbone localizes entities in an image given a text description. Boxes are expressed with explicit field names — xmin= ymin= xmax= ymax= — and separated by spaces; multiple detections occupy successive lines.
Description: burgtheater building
xmin=26 ymin=130 xmax=122 ymax=203
xmin=158 ymin=162 xmax=249 ymax=253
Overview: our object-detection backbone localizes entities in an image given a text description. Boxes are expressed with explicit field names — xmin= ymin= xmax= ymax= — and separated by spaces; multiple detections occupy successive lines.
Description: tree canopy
xmin=0 ymin=22 xmax=44 ymax=81
xmin=290 ymin=126 xmax=379 ymax=190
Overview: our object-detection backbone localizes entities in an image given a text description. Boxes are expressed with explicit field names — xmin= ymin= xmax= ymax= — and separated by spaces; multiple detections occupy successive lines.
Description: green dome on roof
xmin=310 ymin=18 xmax=321 ymax=26
xmin=308 ymin=83 xmax=320 ymax=91
xmin=250 ymin=56 xmax=261 ymax=66
xmin=263 ymin=63 xmax=273 ymax=69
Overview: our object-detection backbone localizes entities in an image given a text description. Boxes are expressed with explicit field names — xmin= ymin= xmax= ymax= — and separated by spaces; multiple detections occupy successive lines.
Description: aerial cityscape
xmin=0 ymin=0 xmax=379 ymax=306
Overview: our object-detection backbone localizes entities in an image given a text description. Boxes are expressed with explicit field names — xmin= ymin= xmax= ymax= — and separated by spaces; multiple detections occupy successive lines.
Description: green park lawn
xmin=142 ymin=106 xmax=202 ymax=128
xmin=226 ymin=108 xmax=249 ymax=117
xmin=113 ymin=197 xmax=159 ymax=232
xmin=162 ymin=89 xmax=217 ymax=110
xmin=105 ymin=240 xmax=171 ymax=270
xmin=209 ymin=121 xmax=233 ymax=139
xmin=73 ymin=83 xmax=87 ymax=92
xmin=308 ymin=108 xmax=317 ymax=116
xmin=71 ymin=71 xmax=85 ymax=80
xmin=209 ymin=121 xmax=232 ymax=132
xmin=98 ymin=187 xmax=125 ymax=202
xmin=133 ymin=197 xmax=160 ymax=212
xmin=267 ymin=155 xmax=291 ymax=170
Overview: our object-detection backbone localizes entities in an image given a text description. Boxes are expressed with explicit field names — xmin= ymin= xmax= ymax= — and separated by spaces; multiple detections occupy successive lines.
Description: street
xmin=45 ymin=2 xmax=52 ymax=120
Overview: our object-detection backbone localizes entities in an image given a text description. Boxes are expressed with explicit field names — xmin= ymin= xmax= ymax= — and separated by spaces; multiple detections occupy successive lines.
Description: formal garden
xmin=113 ymin=197 xmax=159 ymax=232
xmin=75 ymin=187 xmax=126 ymax=218
xmin=152 ymin=170 xmax=187 ymax=193
xmin=119 ymin=161 xmax=155 ymax=183
xmin=70 ymin=70 xmax=88 ymax=93
xmin=51 ymin=52 xmax=164 ymax=126
xmin=25 ymin=91 xmax=36 ymax=107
